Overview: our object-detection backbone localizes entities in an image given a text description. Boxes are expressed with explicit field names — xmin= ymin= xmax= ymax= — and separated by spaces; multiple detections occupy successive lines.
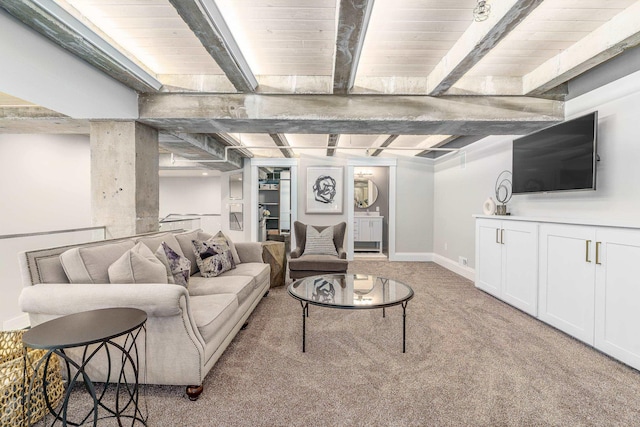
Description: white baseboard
xmin=3 ymin=313 xmax=30 ymax=331
xmin=431 ymin=254 xmax=475 ymax=281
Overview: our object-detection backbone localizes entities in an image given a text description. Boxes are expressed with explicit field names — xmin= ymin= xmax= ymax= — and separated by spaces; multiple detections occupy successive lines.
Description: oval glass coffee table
xmin=288 ymin=274 xmax=414 ymax=353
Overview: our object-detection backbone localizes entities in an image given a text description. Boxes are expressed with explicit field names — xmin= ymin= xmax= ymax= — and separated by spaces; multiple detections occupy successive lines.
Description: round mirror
xmin=354 ymin=179 xmax=379 ymax=208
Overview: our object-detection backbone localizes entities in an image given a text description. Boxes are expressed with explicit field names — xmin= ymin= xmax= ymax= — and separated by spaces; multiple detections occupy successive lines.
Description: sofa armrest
xmin=235 ymin=242 xmax=263 ymax=263
xmin=19 ymin=283 xmax=191 ymax=318
xmin=290 ymin=248 xmax=303 ymax=259
xmin=337 ymin=248 xmax=347 ymax=259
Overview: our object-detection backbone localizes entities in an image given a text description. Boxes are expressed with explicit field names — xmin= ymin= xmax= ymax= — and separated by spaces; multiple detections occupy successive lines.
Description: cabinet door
xmin=594 ymin=228 xmax=640 ymax=370
xmin=501 ymin=221 xmax=538 ymax=316
xmin=539 ymin=224 xmax=595 ymax=345
xmin=475 ymin=219 xmax=502 ymax=297
xmin=370 ymin=218 xmax=383 ymax=241
xmin=353 ymin=219 xmax=360 ymax=241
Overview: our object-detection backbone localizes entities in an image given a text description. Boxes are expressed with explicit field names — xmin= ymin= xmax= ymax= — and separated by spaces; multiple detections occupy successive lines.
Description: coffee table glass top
xmin=288 ymin=274 xmax=413 ymax=309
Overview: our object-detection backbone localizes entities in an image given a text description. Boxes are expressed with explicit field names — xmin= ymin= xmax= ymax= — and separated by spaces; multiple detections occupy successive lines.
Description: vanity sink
xmin=355 ymin=212 xmax=380 ymax=217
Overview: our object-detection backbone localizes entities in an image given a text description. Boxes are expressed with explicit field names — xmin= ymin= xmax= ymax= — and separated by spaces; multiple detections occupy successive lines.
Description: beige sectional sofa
xmin=18 ymin=229 xmax=270 ymax=400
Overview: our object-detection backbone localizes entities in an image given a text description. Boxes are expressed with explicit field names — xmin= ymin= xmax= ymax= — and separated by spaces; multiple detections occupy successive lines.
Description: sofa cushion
xmin=190 ymin=294 xmax=238 ymax=343
xmin=218 ymin=262 xmax=270 ymax=290
xmin=155 ymin=242 xmax=191 ymax=287
xmin=192 ymin=237 xmax=236 ymax=278
xmin=108 ymin=242 xmax=168 ymax=284
xmin=135 ymin=233 xmax=184 ymax=258
xmin=189 ymin=275 xmax=255 ymax=305
xmin=60 ymin=240 xmax=135 ymax=284
xmin=288 ymin=254 xmax=348 ymax=272
xmin=304 ymin=225 xmax=337 ymax=256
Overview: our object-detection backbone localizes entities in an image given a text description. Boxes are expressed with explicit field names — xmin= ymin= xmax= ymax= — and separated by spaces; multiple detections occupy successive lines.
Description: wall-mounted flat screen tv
xmin=512 ymin=112 xmax=598 ymax=194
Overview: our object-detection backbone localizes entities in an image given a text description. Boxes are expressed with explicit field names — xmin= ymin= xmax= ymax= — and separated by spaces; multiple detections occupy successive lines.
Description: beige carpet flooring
xmin=50 ymin=261 xmax=640 ymax=426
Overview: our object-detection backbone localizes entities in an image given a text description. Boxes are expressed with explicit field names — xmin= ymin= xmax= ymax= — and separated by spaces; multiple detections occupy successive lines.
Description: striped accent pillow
xmin=304 ymin=226 xmax=338 ymax=256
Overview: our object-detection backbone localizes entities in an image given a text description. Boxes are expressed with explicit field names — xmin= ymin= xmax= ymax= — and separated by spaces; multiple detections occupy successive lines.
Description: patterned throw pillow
xmin=192 ymin=237 xmax=236 ymax=278
xmin=304 ymin=225 xmax=338 ymax=256
xmin=214 ymin=230 xmax=241 ymax=265
xmin=155 ymin=242 xmax=191 ymax=287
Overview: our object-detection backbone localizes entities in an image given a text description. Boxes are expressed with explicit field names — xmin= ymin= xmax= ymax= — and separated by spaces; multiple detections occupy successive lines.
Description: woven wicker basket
xmin=0 ymin=330 xmax=65 ymax=426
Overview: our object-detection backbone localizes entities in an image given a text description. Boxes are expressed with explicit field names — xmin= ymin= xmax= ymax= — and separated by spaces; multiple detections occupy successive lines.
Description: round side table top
xmin=23 ymin=308 xmax=147 ymax=350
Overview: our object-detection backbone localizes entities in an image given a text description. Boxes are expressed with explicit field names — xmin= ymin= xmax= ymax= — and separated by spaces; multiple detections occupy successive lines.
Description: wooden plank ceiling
xmin=2 ymin=0 xmax=640 ymax=163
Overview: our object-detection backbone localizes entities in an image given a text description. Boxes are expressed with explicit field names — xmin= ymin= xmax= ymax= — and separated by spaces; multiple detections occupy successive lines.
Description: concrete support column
xmin=90 ymin=121 xmax=159 ymax=238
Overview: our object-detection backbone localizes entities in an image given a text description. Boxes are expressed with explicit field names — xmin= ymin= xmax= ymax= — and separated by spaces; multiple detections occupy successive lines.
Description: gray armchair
xmin=288 ymin=221 xmax=348 ymax=280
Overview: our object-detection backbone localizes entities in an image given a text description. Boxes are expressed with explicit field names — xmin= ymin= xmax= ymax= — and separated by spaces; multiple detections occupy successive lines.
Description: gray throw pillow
xmin=304 ymin=226 xmax=337 ymax=256
xmin=108 ymin=242 xmax=168 ymax=284
xmin=192 ymin=237 xmax=236 ymax=278
xmin=155 ymin=242 xmax=191 ymax=287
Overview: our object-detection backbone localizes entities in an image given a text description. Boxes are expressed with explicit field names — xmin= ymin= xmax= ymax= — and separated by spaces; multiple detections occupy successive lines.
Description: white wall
xmin=433 ymin=69 xmax=640 ymax=269
xmin=159 ymin=176 xmax=222 ymax=233
xmin=396 ymin=157 xmax=434 ymax=254
xmin=0 ymin=134 xmax=92 ymax=234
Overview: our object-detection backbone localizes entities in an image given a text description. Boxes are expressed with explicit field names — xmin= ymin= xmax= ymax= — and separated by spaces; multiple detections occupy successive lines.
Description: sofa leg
xmin=241 ymin=321 xmax=249 ymax=330
xmin=186 ymin=385 xmax=203 ymax=401
xmin=263 ymin=290 xmax=269 ymax=298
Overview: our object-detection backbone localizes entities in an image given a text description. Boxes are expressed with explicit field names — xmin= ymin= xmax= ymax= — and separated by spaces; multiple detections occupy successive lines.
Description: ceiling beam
xmin=0 ymin=0 xmax=162 ymax=93
xmin=427 ymin=0 xmax=544 ymax=96
xmin=327 ymin=134 xmax=339 ymax=157
xmin=159 ymin=132 xmax=243 ymax=171
xmin=333 ymin=0 xmax=375 ymax=95
xmin=208 ymin=133 xmax=254 ymax=158
xmin=370 ymin=135 xmax=399 ymax=157
xmin=0 ymin=106 xmax=89 ymax=133
xmin=268 ymin=134 xmax=295 ymax=158
xmin=168 ymin=0 xmax=257 ymax=93
xmin=139 ymin=93 xmax=563 ymax=135
xmin=524 ymin=1 xmax=640 ymax=95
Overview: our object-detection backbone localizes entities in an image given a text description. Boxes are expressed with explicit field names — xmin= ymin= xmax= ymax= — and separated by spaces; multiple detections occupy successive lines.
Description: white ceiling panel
xmin=465 ymin=0 xmax=638 ymax=78
xmin=62 ymin=0 xmax=229 ymax=77
xmin=215 ymin=0 xmax=338 ymax=77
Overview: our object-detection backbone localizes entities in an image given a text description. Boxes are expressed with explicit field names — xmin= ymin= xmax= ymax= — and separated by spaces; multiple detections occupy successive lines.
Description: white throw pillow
xmin=108 ymin=242 xmax=168 ymax=284
xmin=304 ymin=226 xmax=338 ymax=256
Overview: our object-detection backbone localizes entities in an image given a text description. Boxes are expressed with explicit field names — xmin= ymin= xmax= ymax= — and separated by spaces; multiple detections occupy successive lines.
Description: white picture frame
xmin=306 ymin=166 xmax=343 ymax=214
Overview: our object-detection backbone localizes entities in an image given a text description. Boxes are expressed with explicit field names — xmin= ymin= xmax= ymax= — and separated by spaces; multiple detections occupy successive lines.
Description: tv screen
xmin=512 ymin=112 xmax=598 ymax=194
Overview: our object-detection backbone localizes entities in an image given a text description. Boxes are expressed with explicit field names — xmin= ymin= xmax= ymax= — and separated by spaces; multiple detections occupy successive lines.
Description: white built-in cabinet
xmin=354 ymin=216 xmax=383 ymax=253
xmin=475 ymin=218 xmax=538 ymax=316
xmin=476 ymin=216 xmax=640 ymax=372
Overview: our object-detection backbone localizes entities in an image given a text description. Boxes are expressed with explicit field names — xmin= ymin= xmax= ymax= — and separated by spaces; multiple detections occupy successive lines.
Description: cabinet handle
xmin=595 ymin=241 xmax=602 ymax=265
xmin=585 ymin=240 xmax=592 ymax=263
xmin=496 ymin=229 xmax=500 ymax=244
xmin=500 ymin=229 xmax=504 ymax=245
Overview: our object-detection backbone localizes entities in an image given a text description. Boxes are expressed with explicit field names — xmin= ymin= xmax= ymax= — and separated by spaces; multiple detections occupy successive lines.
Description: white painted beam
xmin=524 ymin=1 xmax=640 ymax=95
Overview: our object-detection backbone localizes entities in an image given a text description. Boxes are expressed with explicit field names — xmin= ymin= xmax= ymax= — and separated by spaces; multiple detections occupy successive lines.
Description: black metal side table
xmin=22 ymin=308 xmax=147 ymax=426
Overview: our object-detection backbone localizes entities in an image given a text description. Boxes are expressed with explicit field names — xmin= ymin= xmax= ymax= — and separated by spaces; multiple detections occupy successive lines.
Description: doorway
xmin=258 ymin=166 xmax=291 ymax=252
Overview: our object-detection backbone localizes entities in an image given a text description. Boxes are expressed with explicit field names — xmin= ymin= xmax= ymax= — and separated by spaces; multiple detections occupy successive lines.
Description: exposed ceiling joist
xmin=0 ymin=0 xmax=162 ymax=93
xmin=333 ymin=0 xmax=375 ymax=95
xmin=524 ymin=1 xmax=640 ymax=95
xmin=269 ymin=133 xmax=295 ymax=158
xmin=168 ymin=0 xmax=257 ymax=93
xmin=428 ymin=0 xmax=544 ymax=96
xmin=327 ymin=134 xmax=339 ymax=157
xmin=0 ymin=107 xmax=89 ymax=133
xmin=159 ymin=132 xmax=243 ymax=171
xmin=139 ymin=93 xmax=563 ymax=135
xmin=370 ymin=135 xmax=399 ymax=157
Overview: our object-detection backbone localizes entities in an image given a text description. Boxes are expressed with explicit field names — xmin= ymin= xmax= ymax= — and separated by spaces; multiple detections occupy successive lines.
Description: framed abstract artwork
xmin=306 ymin=166 xmax=343 ymax=214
